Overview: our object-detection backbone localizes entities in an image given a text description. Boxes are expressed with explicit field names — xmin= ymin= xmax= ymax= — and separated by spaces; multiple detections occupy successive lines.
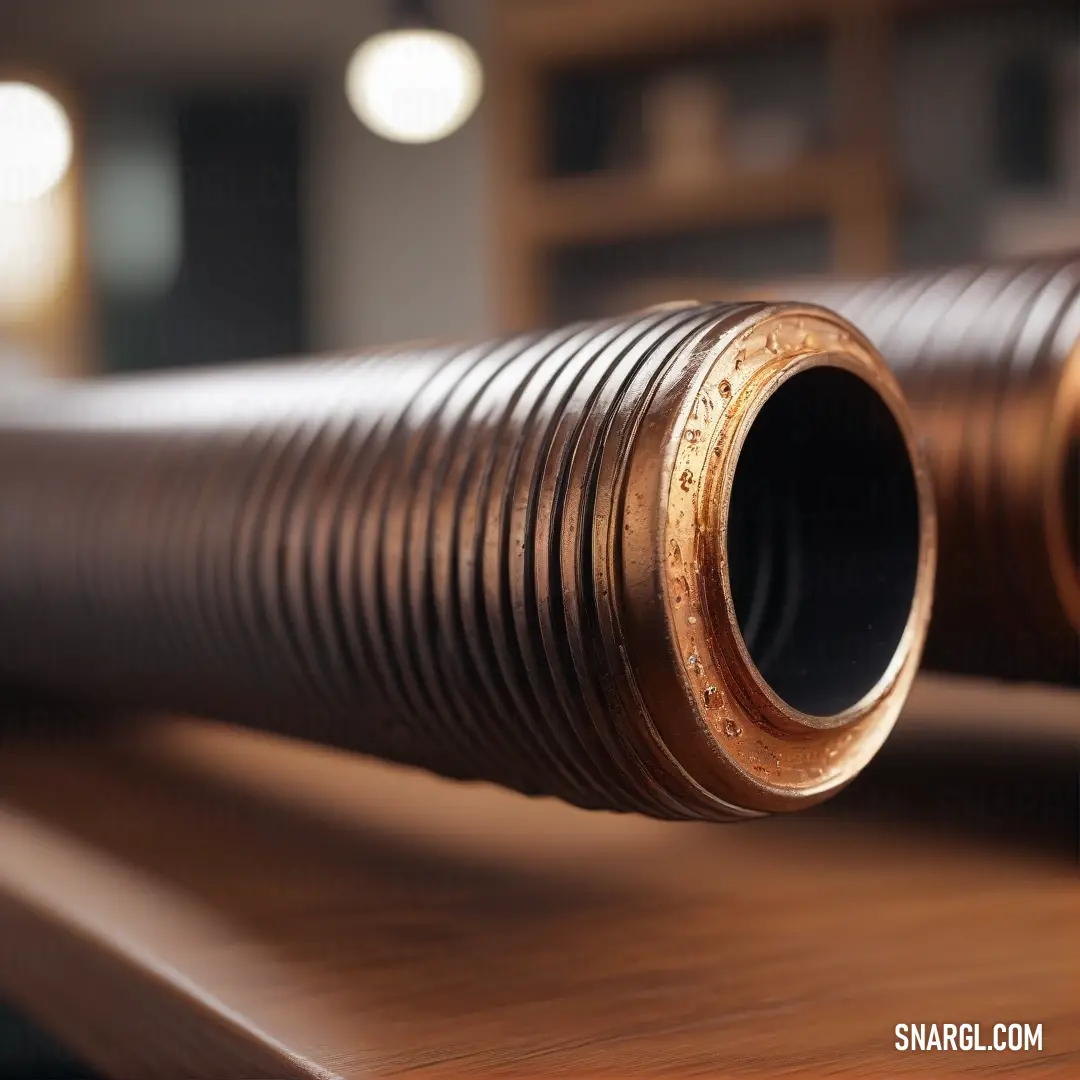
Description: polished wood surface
xmin=0 ymin=674 xmax=1076 ymax=1078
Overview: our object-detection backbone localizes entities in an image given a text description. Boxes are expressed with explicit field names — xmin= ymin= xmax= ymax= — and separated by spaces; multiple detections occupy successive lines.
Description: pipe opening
xmin=727 ymin=366 xmax=921 ymax=717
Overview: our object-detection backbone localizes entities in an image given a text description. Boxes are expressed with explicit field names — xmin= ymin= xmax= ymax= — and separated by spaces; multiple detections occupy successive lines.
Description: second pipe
xmin=776 ymin=257 xmax=1080 ymax=685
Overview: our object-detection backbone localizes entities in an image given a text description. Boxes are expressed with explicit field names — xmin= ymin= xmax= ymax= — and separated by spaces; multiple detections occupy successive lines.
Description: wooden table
xmin=0 ymin=674 xmax=1076 ymax=1078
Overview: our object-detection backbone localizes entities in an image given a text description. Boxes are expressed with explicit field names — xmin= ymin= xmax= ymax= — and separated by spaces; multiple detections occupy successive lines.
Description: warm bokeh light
xmin=0 ymin=192 xmax=74 ymax=315
xmin=0 ymin=82 xmax=73 ymax=203
xmin=344 ymin=29 xmax=482 ymax=144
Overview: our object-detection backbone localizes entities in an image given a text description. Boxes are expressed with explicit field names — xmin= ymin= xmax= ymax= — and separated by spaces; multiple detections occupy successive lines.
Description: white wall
xmin=305 ymin=0 xmax=494 ymax=349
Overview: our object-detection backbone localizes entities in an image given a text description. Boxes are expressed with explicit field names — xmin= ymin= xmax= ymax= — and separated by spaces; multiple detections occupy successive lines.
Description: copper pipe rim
xmin=621 ymin=305 xmax=936 ymax=814
xmin=720 ymin=356 xmax=926 ymax=730
xmin=1047 ymin=341 xmax=1080 ymax=633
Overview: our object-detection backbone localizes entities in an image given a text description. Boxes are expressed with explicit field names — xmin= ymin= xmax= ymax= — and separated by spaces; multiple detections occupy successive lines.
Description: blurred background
xmin=1 ymin=0 xmax=1079 ymax=380
xmin=0 ymin=1 xmax=1077 ymax=1076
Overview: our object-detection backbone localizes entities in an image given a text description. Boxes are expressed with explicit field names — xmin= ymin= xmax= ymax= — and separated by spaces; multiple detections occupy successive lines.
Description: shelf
xmin=502 ymin=0 xmax=832 ymax=65
xmin=602 ymin=276 xmax=758 ymax=315
xmin=519 ymin=152 xmax=891 ymax=248
xmin=499 ymin=0 xmax=992 ymax=66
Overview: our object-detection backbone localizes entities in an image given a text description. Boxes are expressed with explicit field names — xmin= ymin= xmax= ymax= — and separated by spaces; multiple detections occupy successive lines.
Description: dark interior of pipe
xmin=726 ymin=367 xmax=921 ymax=717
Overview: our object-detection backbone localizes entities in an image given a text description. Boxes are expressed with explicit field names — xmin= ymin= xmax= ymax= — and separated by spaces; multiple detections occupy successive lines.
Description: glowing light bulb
xmin=0 ymin=82 xmax=73 ymax=203
xmin=345 ymin=29 xmax=482 ymax=144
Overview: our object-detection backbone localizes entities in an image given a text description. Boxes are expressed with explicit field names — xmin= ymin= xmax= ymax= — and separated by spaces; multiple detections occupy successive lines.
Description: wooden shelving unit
xmin=489 ymin=0 xmax=979 ymax=328
xmin=519 ymin=150 xmax=890 ymax=246
xmin=497 ymin=0 xmax=973 ymax=65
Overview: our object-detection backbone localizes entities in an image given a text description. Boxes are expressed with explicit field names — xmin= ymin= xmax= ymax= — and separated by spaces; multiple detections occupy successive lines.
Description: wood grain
xmin=0 ymin=675 xmax=1076 ymax=1078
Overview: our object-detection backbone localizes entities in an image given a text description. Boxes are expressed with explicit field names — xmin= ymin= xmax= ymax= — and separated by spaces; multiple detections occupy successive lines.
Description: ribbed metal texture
xmin=800 ymin=257 xmax=1080 ymax=684
xmin=0 ymin=302 xmax=934 ymax=819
